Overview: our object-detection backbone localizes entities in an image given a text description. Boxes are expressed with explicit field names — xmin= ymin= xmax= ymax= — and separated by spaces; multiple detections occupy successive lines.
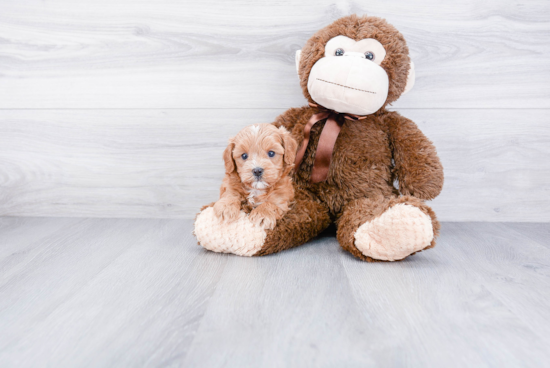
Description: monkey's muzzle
xmin=307 ymin=55 xmax=389 ymax=115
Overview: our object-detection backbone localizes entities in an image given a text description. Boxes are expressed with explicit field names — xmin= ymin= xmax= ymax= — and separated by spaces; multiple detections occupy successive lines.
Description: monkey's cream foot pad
xmin=194 ymin=207 xmax=266 ymax=256
xmin=354 ymin=204 xmax=434 ymax=261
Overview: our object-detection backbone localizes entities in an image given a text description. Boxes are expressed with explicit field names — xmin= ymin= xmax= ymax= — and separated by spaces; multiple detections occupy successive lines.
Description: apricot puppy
xmin=213 ymin=123 xmax=297 ymax=229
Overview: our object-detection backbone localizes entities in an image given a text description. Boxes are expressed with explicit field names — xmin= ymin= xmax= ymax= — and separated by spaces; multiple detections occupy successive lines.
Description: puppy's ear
xmin=279 ymin=126 xmax=298 ymax=168
xmin=223 ymin=138 xmax=236 ymax=174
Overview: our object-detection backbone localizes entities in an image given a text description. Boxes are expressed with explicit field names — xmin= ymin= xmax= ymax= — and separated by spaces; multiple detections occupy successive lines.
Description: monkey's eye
xmin=334 ymin=48 xmax=344 ymax=56
xmin=241 ymin=153 xmax=248 ymax=160
xmin=268 ymin=151 xmax=275 ymax=158
xmin=365 ymin=51 xmax=375 ymax=60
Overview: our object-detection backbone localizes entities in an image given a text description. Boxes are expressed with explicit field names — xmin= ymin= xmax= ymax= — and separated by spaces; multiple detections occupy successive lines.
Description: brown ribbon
xmin=294 ymin=103 xmax=367 ymax=183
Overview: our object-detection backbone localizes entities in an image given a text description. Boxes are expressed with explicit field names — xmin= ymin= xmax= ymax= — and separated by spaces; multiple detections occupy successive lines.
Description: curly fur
xmin=195 ymin=14 xmax=444 ymax=262
xmin=213 ymin=123 xmax=297 ymax=230
xmin=298 ymin=14 xmax=412 ymax=108
xmin=260 ymin=15 xmax=444 ymax=260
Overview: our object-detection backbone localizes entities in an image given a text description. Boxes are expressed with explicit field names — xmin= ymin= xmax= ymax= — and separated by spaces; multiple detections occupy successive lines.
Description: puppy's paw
xmin=249 ymin=207 xmax=278 ymax=230
xmin=200 ymin=202 xmax=216 ymax=211
xmin=213 ymin=201 xmax=241 ymax=223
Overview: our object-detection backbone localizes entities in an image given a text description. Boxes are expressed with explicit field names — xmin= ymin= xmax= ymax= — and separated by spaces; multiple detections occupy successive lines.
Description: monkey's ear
xmin=402 ymin=61 xmax=415 ymax=95
xmin=279 ymin=126 xmax=298 ymax=167
xmin=223 ymin=139 xmax=236 ymax=174
xmin=295 ymin=50 xmax=302 ymax=75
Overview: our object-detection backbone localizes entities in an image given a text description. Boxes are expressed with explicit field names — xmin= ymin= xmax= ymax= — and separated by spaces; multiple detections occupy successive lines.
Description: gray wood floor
xmin=0 ymin=218 xmax=549 ymax=367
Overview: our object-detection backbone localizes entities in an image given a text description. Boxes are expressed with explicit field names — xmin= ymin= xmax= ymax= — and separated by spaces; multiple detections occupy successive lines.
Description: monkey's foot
xmin=354 ymin=203 xmax=434 ymax=261
xmin=194 ymin=207 xmax=267 ymax=256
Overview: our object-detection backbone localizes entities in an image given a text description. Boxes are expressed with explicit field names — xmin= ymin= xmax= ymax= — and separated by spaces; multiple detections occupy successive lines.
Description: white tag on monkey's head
xmin=402 ymin=61 xmax=415 ymax=95
xmin=295 ymin=50 xmax=302 ymax=74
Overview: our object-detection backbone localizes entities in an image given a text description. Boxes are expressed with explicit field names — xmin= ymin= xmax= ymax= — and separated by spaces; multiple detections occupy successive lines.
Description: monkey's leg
xmin=337 ymin=195 xmax=440 ymax=262
xmin=194 ymin=188 xmax=331 ymax=257
xmin=255 ymin=188 xmax=331 ymax=256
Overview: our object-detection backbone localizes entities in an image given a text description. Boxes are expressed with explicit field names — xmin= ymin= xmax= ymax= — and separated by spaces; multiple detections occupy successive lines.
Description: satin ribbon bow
xmin=294 ymin=103 xmax=367 ymax=183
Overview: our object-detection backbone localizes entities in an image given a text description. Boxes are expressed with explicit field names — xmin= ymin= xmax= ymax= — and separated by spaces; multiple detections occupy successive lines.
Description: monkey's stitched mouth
xmin=317 ymin=78 xmax=376 ymax=94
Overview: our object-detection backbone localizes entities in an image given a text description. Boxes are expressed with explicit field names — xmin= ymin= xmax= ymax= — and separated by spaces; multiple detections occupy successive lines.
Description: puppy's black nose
xmin=252 ymin=167 xmax=264 ymax=178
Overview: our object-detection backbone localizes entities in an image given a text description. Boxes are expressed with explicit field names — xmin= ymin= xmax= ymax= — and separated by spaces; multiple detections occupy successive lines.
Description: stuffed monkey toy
xmin=194 ymin=14 xmax=444 ymax=261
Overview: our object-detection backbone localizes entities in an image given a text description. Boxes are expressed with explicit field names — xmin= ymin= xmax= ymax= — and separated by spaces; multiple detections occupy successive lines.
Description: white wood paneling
xmin=0 ymin=108 xmax=548 ymax=221
xmin=0 ymin=0 xmax=548 ymax=221
xmin=0 ymin=0 xmax=549 ymax=108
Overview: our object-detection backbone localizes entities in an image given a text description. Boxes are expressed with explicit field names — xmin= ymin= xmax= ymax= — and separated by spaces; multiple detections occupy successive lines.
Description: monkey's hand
xmin=386 ymin=112 xmax=444 ymax=200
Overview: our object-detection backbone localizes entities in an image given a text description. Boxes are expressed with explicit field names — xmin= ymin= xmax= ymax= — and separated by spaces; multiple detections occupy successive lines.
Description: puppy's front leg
xmin=213 ymin=173 xmax=245 ymax=223
xmin=213 ymin=197 xmax=241 ymax=223
xmin=249 ymin=202 xmax=284 ymax=230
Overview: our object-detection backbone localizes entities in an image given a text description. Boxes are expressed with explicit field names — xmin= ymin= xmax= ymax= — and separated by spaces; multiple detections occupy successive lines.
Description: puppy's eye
xmin=268 ymin=151 xmax=275 ymax=158
xmin=241 ymin=153 xmax=248 ymax=160
xmin=365 ymin=51 xmax=374 ymax=60
xmin=335 ymin=48 xmax=344 ymax=56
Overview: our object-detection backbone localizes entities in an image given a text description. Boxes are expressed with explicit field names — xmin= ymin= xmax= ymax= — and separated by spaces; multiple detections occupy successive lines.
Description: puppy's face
xmin=223 ymin=124 xmax=297 ymax=190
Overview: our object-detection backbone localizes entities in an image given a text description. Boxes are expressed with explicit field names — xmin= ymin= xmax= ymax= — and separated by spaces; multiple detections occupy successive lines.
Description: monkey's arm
xmin=385 ymin=111 xmax=444 ymax=200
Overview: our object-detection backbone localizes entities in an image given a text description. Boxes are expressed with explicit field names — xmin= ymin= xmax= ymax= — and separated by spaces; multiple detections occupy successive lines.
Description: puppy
xmin=213 ymin=123 xmax=297 ymax=229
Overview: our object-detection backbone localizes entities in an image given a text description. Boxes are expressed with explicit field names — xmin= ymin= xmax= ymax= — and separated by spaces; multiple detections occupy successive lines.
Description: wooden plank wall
xmin=0 ymin=0 xmax=549 ymax=221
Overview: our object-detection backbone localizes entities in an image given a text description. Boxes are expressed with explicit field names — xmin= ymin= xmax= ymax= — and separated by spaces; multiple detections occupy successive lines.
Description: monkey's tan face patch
xmin=308 ymin=54 xmax=389 ymax=115
xmin=306 ymin=35 xmax=390 ymax=115
xmin=324 ymin=36 xmax=386 ymax=65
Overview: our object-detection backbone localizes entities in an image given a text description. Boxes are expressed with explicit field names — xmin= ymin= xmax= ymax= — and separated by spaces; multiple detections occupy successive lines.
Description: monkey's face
xmin=296 ymin=15 xmax=415 ymax=116
xmin=307 ymin=35 xmax=389 ymax=115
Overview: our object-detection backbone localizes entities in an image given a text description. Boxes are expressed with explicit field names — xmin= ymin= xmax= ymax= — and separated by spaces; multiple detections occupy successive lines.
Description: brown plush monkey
xmin=194 ymin=14 xmax=444 ymax=261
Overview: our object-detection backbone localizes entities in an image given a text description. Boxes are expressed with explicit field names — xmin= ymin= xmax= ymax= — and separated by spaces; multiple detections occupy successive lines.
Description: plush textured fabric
xmin=195 ymin=14 xmax=444 ymax=262
xmin=323 ymin=36 xmax=387 ymax=65
xmin=354 ymin=204 xmax=434 ymax=261
xmin=256 ymin=187 xmax=332 ymax=256
xmin=336 ymin=195 xmax=439 ymax=262
xmin=298 ymin=15 xmax=413 ymax=108
xmin=194 ymin=207 xmax=266 ymax=256
xmin=215 ymin=124 xmax=296 ymax=230
xmin=402 ymin=61 xmax=415 ymax=95
xmin=307 ymin=54 xmax=389 ymax=115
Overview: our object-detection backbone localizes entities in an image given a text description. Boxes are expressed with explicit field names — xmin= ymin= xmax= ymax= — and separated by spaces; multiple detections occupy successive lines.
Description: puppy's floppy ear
xmin=279 ymin=126 xmax=297 ymax=167
xmin=223 ymin=138 xmax=236 ymax=174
